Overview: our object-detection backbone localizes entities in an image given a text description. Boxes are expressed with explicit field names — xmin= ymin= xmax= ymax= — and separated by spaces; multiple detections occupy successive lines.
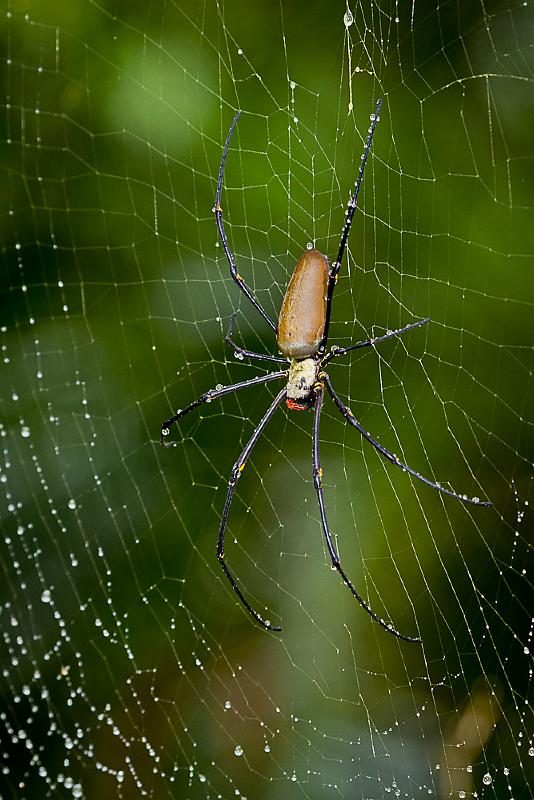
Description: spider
xmin=161 ymin=99 xmax=491 ymax=642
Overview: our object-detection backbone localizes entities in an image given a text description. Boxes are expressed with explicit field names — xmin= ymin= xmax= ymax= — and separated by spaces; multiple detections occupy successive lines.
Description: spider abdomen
xmin=277 ymin=249 xmax=329 ymax=359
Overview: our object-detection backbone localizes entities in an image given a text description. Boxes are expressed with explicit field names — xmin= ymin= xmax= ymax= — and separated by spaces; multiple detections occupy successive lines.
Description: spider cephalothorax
xmin=285 ymin=357 xmax=319 ymax=409
xmin=161 ymin=99 xmax=491 ymax=642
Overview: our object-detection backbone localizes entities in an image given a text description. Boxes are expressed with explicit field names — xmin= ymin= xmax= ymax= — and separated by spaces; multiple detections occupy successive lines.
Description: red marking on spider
xmin=286 ymin=398 xmax=310 ymax=411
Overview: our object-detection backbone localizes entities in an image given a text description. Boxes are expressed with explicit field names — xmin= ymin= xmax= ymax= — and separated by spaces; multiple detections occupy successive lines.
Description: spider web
xmin=1 ymin=1 xmax=533 ymax=797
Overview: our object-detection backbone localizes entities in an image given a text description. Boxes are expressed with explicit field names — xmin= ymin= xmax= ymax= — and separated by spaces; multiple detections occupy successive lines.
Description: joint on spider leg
xmin=214 ymin=202 xmax=222 ymax=213
xmin=329 ymin=261 xmax=341 ymax=281
xmin=230 ymin=461 xmax=246 ymax=485
xmin=313 ymin=466 xmax=323 ymax=489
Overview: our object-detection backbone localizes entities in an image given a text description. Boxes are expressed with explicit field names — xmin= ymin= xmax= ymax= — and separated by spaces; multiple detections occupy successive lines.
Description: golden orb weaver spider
xmin=161 ymin=99 xmax=491 ymax=642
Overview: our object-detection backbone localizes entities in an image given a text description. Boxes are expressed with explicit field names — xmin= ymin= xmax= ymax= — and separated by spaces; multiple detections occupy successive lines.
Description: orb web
xmin=1 ymin=2 xmax=533 ymax=798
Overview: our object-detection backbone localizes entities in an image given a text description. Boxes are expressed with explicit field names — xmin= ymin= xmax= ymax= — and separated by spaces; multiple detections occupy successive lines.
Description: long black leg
xmin=160 ymin=370 xmax=287 ymax=446
xmin=225 ymin=314 xmax=287 ymax=365
xmin=312 ymin=384 xmax=421 ymax=643
xmin=322 ymin=318 xmax=430 ymax=366
xmin=217 ymin=387 xmax=287 ymax=631
xmin=215 ymin=112 xmax=277 ymax=333
xmin=321 ymin=98 xmax=383 ymax=349
xmin=323 ymin=373 xmax=491 ymax=507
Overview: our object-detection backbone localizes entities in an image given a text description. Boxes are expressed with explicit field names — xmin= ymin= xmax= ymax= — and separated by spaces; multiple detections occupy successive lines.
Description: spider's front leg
xmin=312 ymin=379 xmax=421 ymax=643
xmin=323 ymin=373 xmax=491 ymax=507
xmin=216 ymin=386 xmax=287 ymax=632
xmin=160 ymin=370 xmax=286 ymax=446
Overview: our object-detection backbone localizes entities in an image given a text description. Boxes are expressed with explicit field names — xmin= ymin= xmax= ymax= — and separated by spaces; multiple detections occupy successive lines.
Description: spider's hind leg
xmin=224 ymin=313 xmax=287 ymax=365
xmin=215 ymin=112 xmax=277 ymax=333
xmin=322 ymin=318 xmax=431 ymax=365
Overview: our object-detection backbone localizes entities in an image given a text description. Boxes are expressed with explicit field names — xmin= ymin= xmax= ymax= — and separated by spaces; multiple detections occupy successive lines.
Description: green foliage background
xmin=1 ymin=1 xmax=533 ymax=797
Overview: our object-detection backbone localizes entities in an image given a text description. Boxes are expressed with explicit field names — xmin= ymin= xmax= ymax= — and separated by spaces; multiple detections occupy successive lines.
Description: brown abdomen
xmin=277 ymin=249 xmax=329 ymax=359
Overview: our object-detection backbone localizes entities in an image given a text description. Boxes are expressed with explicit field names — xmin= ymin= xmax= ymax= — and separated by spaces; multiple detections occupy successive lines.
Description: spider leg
xmin=225 ymin=313 xmax=287 ymax=364
xmin=217 ymin=386 xmax=287 ymax=632
xmin=215 ymin=112 xmax=277 ymax=333
xmin=312 ymin=383 xmax=421 ymax=643
xmin=323 ymin=373 xmax=491 ymax=507
xmin=160 ymin=370 xmax=287 ymax=446
xmin=321 ymin=98 xmax=382 ymax=349
xmin=322 ymin=318 xmax=430 ymax=366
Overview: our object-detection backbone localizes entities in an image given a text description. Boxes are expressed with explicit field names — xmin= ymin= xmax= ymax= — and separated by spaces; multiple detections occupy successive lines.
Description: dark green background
xmin=1 ymin=1 xmax=533 ymax=797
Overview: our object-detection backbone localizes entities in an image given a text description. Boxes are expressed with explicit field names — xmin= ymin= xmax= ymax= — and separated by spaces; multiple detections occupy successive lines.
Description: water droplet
xmin=343 ymin=10 xmax=353 ymax=26
xmin=306 ymin=242 xmax=314 ymax=250
xmin=199 ymin=774 xmax=206 ymax=783
xmin=21 ymin=426 xmax=31 ymax=438
xmin=162 ymin=428 xmax=169 ymax=437
xmin=234 ymin=745 xmax=243 ymax=757
xmin=264 ymin=744 xmax=270 ymax=752
xmin=41 ymin=590 xmax=51 ymax=604
xmin=528 ymin=746 xmax=534 ymax=757
xmin=482 ymin=772 xmax=492 ymax=785
xmin=68 ymin=499 xmax=76 ymax=510
xmin=215 ymin=384 xmax=223 ymax=391
xmin=472 ymin=496 xmax=480 ymax=504
xmin=289 ymin=80 xmax=296 ymax=90
xmin=224 ymin=700 xmax=231 ymax=709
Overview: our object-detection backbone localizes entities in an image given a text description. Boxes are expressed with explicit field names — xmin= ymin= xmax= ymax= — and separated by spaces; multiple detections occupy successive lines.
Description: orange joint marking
xmin=238 ymin=463 xmax=246 ymax=472
xmin=347 ymin=408 xmax=354 ymax=417
xmin=236 ymin=273 xmax=243 ymax=281
xmin=215 ymin=202 xmax=222 ymax=212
